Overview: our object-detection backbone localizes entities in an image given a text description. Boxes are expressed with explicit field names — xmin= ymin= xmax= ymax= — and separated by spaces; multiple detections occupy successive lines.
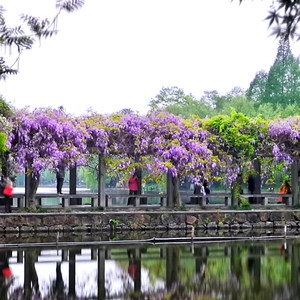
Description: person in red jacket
xmin=128 ymin=173 xmax=139 ymax=205
xmin=3 ymin=177 xmax=13 ymax=213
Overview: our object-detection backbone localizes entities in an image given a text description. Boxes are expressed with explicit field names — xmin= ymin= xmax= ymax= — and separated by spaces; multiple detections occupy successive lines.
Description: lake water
xmin=1 ymin=233 xmax=300 ymax=300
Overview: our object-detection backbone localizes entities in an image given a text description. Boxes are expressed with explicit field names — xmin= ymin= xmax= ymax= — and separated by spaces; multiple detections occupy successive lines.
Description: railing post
xmin=18 ymin=197 xmax=24 ymax=208
xmin=135 ymin=196 xmax=140 ymax=207
xmin=225 ymin=196 xmax=231 ymax=207
xmin=200 ymin=196 xmax=206 ymax=207
xmin=161 ymin=195 xmax=167 ymax=207
xmin=263 ymin=197 xmax=268 ymax=206
xmin=106 ymin=196 xmax=112 ymax=207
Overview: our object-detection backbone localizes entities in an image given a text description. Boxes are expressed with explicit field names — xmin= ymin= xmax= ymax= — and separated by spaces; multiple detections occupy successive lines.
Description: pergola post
xmin=98 ymin=155 xmax=106 ymax=207
xmin=24 ymin=168 xmax=30 ymax=208
xmin=167 ymin=173 xmax=174 ymax=208
xmin=292 ymin=159 xmax=299 ymax=206
xmin=69 ymin=166 xmax=80 ymax=205
xmin=254 ymin=158 xmax=262 ymax=204
xmin=98 ymin=248 xmax=106 ymax=300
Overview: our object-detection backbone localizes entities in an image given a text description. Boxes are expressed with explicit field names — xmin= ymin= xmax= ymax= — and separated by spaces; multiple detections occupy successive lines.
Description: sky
xmin=1 ymin=0 xmax=300 ymax=116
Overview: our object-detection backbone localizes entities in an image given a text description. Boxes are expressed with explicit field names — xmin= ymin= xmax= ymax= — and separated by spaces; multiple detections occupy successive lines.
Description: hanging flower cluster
xmin=8 ymin=108 xmax=88 ymax=178
xmin=269 ymin=117 xmax=300 ymax=164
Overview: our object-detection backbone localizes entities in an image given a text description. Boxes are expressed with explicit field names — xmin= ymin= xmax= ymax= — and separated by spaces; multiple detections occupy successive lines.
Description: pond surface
xmin=1 ymin=234 xmax=300 ymax=299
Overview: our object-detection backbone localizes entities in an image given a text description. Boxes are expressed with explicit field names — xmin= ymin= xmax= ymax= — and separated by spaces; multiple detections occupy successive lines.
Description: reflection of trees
xmin=166 ymin=247 xmax=180 ymax=289
xmin=291 ymin=243 xmax=300 ymax=297
xmin=141 ymin=243 xmax=296 ymax=300
xmin=47 ymin=262 xmax=66 ymax=300
xmin=24 ymin=250 xmax=40 ymax=300
xmin=3 ymin=242 xmax=300 ymax=300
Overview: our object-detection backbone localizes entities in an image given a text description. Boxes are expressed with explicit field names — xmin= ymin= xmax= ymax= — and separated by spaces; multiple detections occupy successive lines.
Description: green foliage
xmin=0 ymin=1 xmax=85 ymax=80
xmin=239 ymin=197 xmax=252 ymax=210
xmin=248 ymin=37 xmax=300 ymax=108
xmin=0 ymin=97 xmax=12 ymax=118
xmin=109 ymin=218 xmax=120 ymax=226
xmin=149 ymin=86 xmax=195 ymax=111
xmin=239 ymin=0 xmax=300 ymax=40
xmin=205 ymin=110 xmax=261 ymax=158
xmin=180 ymin=203 xmax=187 ymax=211
xmin=79 ymin=166 xmax=98 ymax=191
xmin=221 ymin=96 xmax=256 ymax=117
xmin=165 ymin=99 xmax=213 ymax=119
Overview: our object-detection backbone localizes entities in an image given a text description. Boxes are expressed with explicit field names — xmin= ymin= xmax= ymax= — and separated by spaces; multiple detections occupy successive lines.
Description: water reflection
xmin=2 ymin=239 xmax=300 ymax=299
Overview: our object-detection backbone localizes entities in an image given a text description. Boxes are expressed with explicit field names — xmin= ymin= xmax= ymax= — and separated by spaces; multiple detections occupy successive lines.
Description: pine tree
xmin=248 ymin=36 xmax=300 ymax=107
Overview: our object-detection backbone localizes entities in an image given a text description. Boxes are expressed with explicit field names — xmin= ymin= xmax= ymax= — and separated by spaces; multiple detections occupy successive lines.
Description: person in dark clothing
xmin=56 ymin=166 xmax=65 ymax=194
xmin=192 ymin=184 xmax=202 ymax=204
xmin=203 ymin=179 xmax=210 ymax=204
xmin=128 ymin=173 xmax=139 ymax=205
xmin=203 ymin=180 xmax=210 ymax=195
xmin=248 ymin=174 xmax=255 ymax=203
xmin=248 ymin=175 xmax=255 ymax=194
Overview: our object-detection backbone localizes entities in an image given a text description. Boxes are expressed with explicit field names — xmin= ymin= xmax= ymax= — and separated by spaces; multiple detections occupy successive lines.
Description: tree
xmin=165 ymin=98 xmax=213 ymax=119
xmin=149 ymin=87 xmax=196 ymax=111
xmin=265 ymin=37 xmax=300 ymax=106
xmin=247 ymin=70 xmax=268 ymax=102
xmin=204 ymin=111 xmax=271 ymax=204
xmin=238 ymin=0 xmax=300 ymax=40
xmin=248 ymin=36 xmax=300 ymax=107
xmin=0 ymin=0 xmax=85 ymax=81
xmin=8 ymin=108 xmax=88 ymax=208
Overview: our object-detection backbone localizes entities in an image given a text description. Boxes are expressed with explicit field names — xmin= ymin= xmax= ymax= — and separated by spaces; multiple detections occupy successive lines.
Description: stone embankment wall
xmin=1 ymin=210 xmax=300 ymax=233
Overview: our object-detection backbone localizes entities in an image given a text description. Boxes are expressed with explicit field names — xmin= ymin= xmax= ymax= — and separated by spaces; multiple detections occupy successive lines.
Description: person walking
xmin=56 ymin=165 xmax=65 ymax=194
xmin=128 ymin=173 xmax=139 ymax=205
xmin=3 ymin=177 xmax=13 ymax=213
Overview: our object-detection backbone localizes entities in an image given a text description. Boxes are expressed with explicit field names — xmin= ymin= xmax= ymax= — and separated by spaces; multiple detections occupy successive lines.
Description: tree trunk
xmin=231 ymin=174 xmax=243 ymax=207
xmin=172 ymin=176 xmax=182 ymax=209
xmin=27 ymin=173 xmax=40 ymax=209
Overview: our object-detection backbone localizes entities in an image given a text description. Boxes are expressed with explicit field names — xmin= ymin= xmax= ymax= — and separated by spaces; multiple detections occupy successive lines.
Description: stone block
xmin=287 ymin=221 xmax=297 ymax=228
xmin=218 ymin=223 xmax=229 ymax=230
xmin=155 ymin=225 xmax=167 ymax=232
xmin=283 ymin=212 xmax=294 ymax=221
xmin=4 ymin=216 xmax=21 ymax=228
xmin=269 ymin=212 xmax=282 ymax=222
xmin=134 ymin=214 xmax=151 ymax=226
xmin=293 ymin=211 xmax=300 ymax=221
xmin=241 ymin=222 xmax=252 ymax=229
xmin=230 ymin=222 xmax=240 ymax=230
xmin=207 ymin=222 xmax=217 ymax=230
xmin=161 ymin=214 xmax=171 ymax=225
xmin=247 ymin=213 xmax=258 ymax=223
xmin=235 ymin=213 xmax=246 ymax=224
xmin=186 ymin=215 xmax=198 ymax=225
xmin=259 ymin=212 xmax=269 ymax=222
xmin=274 ymin=221 xmax=285 ymax=228
xmin=168 ymin=222 xmax=180 ymax=230
xmin=19 ymin=226 xmax=34 ymax=233
xmin=252 ymin=222 xmax=266 ymax=228
xmin=265 ymin=221 xmax=274 ymax=228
